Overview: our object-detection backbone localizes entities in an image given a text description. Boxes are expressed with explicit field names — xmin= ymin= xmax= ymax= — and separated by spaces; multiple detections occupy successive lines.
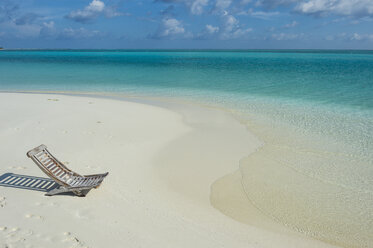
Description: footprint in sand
xmin=25 ymin=214 xmax=44 ymax=221
xmin=1 ymin=227 xmax=88 ymax=248
xmin=35 ymin=202 xmax=59 ymax=207
xmin=0 ymin=197 xmax=6 ymax=208
xmin=61 ymin=232 xmax=89 ymax=247
xmin=3 ymin=227 xmax=21 ymax=241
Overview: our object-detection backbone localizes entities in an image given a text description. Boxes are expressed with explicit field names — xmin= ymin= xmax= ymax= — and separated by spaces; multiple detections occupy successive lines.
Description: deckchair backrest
xmin=27 ymin=145 xmax=80 ymax=187
xmin=27 ymin=145 xmax=108 ymax=189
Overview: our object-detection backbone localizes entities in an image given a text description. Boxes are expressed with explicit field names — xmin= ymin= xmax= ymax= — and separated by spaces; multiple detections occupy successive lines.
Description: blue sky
xmin=0 ymin=0 xmax=372 ymax=49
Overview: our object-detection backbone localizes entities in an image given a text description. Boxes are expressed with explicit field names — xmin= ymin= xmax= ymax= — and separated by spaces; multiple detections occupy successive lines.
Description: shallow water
xmin=1 ymin=50 xmax=372 ymax=247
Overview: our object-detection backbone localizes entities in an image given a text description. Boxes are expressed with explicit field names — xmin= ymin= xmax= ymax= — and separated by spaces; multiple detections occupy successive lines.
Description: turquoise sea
xmin=1 ymin=50 xmax=372 ymax=247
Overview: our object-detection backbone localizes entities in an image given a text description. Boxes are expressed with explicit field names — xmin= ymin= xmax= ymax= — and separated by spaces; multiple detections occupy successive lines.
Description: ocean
xmin=0 ymin=50 xmax=372 ymax=247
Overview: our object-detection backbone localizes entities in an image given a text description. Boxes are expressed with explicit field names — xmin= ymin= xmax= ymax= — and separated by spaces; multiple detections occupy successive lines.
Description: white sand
xmin=0 ymin=93 xmax=339 ymax=248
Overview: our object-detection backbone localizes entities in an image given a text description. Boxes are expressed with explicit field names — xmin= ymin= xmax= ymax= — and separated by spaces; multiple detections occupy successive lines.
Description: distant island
xmin=0 ymin=47 xmax=3 ymax=50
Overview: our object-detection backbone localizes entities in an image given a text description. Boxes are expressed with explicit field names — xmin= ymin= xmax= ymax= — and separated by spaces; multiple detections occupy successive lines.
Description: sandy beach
xmin=0 ymin=92 xmax=340 ymax=248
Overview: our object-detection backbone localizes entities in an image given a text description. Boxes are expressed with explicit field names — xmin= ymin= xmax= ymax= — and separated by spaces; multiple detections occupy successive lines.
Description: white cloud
xmin=351 ymin=33 xmax=363 ymax=40
xmin=59 ymin=27 xmax=101 ymax=39
xmin=157 ymin=0 xmax=209 ymax=15
xmin=350 ymin=33 xmax=373 ymax=41
xmin=254 ymin=0 xmax=373 ymax=18
xmin=283 ymin=20 xmax=298 ymax=28
xmin=162 ymin=18 xmax=185 ymax=36
xmin=195 ymin=24 xmax=219 ymax=39
xmin=295 ymin=0 xmax=373 ymax=18
xmin=66 ymin=0 xmax=105 ymax=23
xmin=190 ymin=0 xmax=209 ymax=15
xmin=39 ymin=21 xmax=56 ymax=38
xmin=213 ymin=0 xmax=232 ymax=13
xmin=223 ymin=14 xmax=238 ymax=31
xmin=38 ymin=21 xmax=102 ymax=40
xmin=251 ymin=10 xmax=280 ymax=19
xmin=326 ymin=32 xmax=373 ymax=41
xmin=271 ymin=32 xmax=303 ymax=40
xmin=220 ymin=14 xmax=252 ymax=39
xmin=152 ymin=18 xmax=189 ymax=39
xmin=231 ymin=27 xmax=253 ymax=38
xmin=42 ymin=21 xmax=54 ymax=29
xmin=66 ymin=0 xmax=123 ymax=23
xmin=216 ymin=0 xmax=232 ymax=10
xmin=86 ymin=0 xmax=105 ymax=12
xmin=206 ymin=24 xmax=219 ymax=34
xmin=237 ymin=8 xmax=280 ymax=19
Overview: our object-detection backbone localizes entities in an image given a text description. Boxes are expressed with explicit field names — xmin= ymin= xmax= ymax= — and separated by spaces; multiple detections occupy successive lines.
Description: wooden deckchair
xmin=27 ymin=145 xmax=108 ymax=196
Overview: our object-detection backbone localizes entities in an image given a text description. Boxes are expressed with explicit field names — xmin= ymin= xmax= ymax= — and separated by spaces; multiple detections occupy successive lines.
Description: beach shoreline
xmin=0 ymin=92 xmax=341 ymax=248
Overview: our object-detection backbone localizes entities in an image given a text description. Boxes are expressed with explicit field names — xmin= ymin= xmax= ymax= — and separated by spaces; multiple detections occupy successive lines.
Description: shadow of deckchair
xmin=0 ymin=173 xmax=59 ymax=193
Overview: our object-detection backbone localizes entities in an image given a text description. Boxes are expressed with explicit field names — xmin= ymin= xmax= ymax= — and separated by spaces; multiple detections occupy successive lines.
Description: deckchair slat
xmin=56 ymin=171 xmax=65 ymax=178
xmin=54 ymin=170 xmax=62 ymax=177
xmin=62 ymin=175 xmax=70 ymax=181
xmin=45 ymin=160 xmax=55 ymax=167
xmin=27 ymin=145 xmax=108 ymax=196
xmin=47 ymin=164 xmax=57 ymax=172
xmin=39 ymin=158 xmax=51 ymax=166
xmin=40 ymin=157 xmax=50 ymax=163
xmin=44 ymin=160 xmax=54 ymax=167
xmin=35 ymin=153 xmax=44 ymax=159
xmin=48 ymin=165 xmax=57 ymax=171
xmin=39 ymin=156 xmax=50 ymax=163
xmin=35 ymin=151 xmax=43 ymax=157
xmin=74 ymin=181 xmax=83 ymax=187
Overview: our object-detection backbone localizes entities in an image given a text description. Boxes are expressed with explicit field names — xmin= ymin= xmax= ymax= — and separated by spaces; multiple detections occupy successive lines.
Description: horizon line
xmin=2 ymin=48 xmax=373 ymax=52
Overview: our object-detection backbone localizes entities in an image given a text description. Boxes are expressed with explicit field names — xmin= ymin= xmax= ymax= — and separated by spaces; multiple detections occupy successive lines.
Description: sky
xmin=0 ymin=0 xmax=372 ymax=49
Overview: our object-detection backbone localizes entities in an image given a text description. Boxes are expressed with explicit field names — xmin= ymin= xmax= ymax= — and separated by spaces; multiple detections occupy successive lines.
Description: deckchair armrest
xmin=83 ymin=172 xmax=109 ymax=177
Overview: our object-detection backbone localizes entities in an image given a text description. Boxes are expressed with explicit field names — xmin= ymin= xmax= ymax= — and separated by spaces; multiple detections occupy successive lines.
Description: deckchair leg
xmin=72 ymin=189 xmax=91 ymax=197
xmin=46 ymin=187 xmax=71 ymax=196
xmin=46 ymin=186 xmax=92 ymax=196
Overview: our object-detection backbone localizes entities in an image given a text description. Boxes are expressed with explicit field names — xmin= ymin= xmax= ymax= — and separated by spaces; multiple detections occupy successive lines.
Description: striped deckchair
xmin=27 ymin=145 xmax=108 ymax=196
